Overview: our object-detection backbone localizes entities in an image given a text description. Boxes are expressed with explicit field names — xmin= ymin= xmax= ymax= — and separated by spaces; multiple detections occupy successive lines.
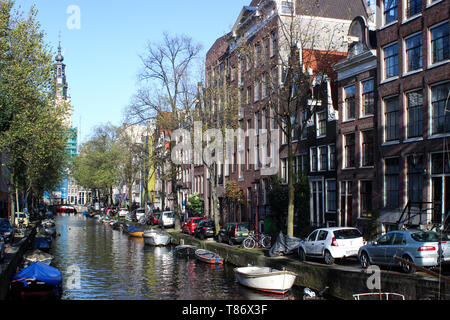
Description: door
xmin=315 ymin=230 xmax=329 ymax=256
xmin=370 ymin=233 xmax=395 ymax=264
xmin=312 ymin=181 xmax=324 ymax=226
xmin=304 ymin=230 xmax=319 ymax=256
xmin=385 ymin=232 xmax=406 ymax=265
xmin=340 ymin=181 xmax=353 ymax=226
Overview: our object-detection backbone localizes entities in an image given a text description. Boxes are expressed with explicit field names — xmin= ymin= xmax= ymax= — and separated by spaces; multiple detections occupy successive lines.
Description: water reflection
xmin=50 ymin=216 xmax=300 ymax=300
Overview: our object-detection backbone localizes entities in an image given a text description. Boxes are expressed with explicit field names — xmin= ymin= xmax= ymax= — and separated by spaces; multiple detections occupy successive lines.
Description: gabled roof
xmin=296 ymin=0 xmax=369 ymax=21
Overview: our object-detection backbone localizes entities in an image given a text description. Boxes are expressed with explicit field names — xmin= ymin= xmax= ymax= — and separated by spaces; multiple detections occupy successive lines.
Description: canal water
xmin=50 ymin=215 xmax=303 ymax=300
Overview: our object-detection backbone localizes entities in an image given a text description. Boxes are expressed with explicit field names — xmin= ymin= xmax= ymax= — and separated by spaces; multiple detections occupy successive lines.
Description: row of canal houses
xmin=165 ymin=0 xmax=450 ymax=236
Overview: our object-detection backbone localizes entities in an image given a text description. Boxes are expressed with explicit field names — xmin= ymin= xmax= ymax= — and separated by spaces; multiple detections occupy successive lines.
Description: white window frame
xmin=428 ymin=20 xmax=450 ymax=69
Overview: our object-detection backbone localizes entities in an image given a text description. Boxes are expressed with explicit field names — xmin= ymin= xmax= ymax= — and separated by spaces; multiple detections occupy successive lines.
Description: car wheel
xmin=324 ymin=250 xmax=335 ymax=265
xmin=298 ymin=248 xmax=306 ymax=262
xmin=360 ymin=251 xmax=370 ymax=269
xmin=401 ymin=255 xmax=416 ymax=274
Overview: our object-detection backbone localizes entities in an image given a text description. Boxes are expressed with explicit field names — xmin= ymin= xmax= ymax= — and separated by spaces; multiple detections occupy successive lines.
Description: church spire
xmin=55 ymin=32 xmax=68 ymax=100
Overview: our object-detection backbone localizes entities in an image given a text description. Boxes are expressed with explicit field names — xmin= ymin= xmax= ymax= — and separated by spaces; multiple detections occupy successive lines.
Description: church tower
xmin=55 ymin=39 xmax=73 ymax=128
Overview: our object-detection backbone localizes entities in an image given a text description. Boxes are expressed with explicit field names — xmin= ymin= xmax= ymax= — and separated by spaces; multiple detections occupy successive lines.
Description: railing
xmin=397 ymin=201 xmax=437 ymax=228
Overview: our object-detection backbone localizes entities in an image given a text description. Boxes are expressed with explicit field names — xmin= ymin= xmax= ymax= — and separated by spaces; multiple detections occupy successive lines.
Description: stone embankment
xmin=169 ymin=231 xmax=450 ymax=300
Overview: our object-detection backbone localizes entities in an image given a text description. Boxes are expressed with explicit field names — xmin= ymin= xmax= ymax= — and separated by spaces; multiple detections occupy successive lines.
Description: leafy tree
xmin=186 ymin=193 xmax=203 ymax=216
xmin=0 ymin=1 xmax=69 ymax=218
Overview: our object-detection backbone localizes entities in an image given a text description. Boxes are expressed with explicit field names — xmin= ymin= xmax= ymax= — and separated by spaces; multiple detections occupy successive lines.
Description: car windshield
xmin=411 ymin=231 xmax=441 ymax=242
xmin=137 ymin=210 xmax=145 ymax=213
xmin=165 ymin=212 xmax=174 ymax=218
xmin=333 ymin=229 xmax=362 ymax=239
xmin=237 ymin=224 xmax=249 ymax=232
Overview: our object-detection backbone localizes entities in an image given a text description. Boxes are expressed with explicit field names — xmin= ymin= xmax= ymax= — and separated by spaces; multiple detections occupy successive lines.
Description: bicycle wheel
xmin=261 ymin=235 xmax=271 ymax=248
xmin=243 ymin=237 xmax=256 ymax=249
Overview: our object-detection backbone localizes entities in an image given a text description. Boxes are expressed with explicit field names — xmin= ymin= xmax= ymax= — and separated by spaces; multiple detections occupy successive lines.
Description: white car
xmin=135 ymin=208 xmax=146 ymax=221
xmin=118 ymin=208 xmax=129 ymax=217
xmin=298 ymin=227 xmax=365 ymax=265
xmin=158 ymin=211 xmax=175 ymax=229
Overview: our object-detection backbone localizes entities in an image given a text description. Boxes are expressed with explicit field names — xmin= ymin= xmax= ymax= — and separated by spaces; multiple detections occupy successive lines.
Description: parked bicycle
xmin=242 ymin=231 xmax=271 ymax=249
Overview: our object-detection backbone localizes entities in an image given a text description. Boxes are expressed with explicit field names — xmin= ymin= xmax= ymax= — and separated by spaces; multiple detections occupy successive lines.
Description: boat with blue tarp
xmin=10 ymin=262 xmax=63 ymax=300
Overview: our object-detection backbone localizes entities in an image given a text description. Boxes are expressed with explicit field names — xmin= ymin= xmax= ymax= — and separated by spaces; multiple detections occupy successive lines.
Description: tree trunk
xmin=287 ymin=139 xmax=295 ymax=237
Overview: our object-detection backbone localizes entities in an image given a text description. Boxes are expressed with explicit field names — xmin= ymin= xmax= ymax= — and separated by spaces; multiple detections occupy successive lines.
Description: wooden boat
xmin=175 ymin=245 xmax=197 ymax=257
xmin=10 ymin=262 xmax=63 ymax=300
xmin=143 ymin=229 xmax=171 ymax=246
xmin=234 ymin=266 xmax=297 ymax=295
xmin=194 ymin=249 xmax=224 ymax=265
xmin=23 ymin=249 xmax=53 ymax=267
xmin=127 ymin=226 xmax=145 ymax=238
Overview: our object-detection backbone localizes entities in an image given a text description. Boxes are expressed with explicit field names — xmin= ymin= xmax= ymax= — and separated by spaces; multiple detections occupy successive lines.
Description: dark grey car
xmin=358 ymin=230 xmax=442 ymax=273
xmin=0 ymin=218 xmax=14 ymax=243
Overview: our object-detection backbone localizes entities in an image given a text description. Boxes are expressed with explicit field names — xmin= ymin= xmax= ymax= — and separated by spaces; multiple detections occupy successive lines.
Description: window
xmin=271 ymin=31 xmax=277 ymax=57
xmin=281 ymin=158 xmax=288 ymax=183
xmin=362 ymin=79 xmax=374 ymax=116
xmin=384 ymin=96 xmax=399 ymax=141
xmin=431 ymin=22 xmax=449 ymax=65
xmin=301 ymin=109 xmax=308 ymax=140
xmin=281 ymin=1 xmax=294 ymax=14
xmin=384 ymin=0 xmax=398 ymax=24
xmin=317 ymin=230 xmax=328 ymax=241
xmin=360 ymin=181 xmax=373 ymax=218
xmin=432 ymin=152 xmax=450 ymax=174
xmin=319 ymin=146 xmax=328 ymax=171
xmin=432 ymin=82 xmax=450 ymax=135
xmin=329 ymin=145 xmax=336 ymax=171
xmin=345 ymin=85 xmax=356 ymax=120
xmin=385 ymin=158 xmax=400 ymax=208
xmin=345 ymin=133 xmax=355 ymax=168
xmin=254 ymin=80 xmax=261 ymax=102
xmin=326 ymin=181 xmax=337 ymax=212
xmin=311 ymin=147 xmax=318 ymax=172
xmin=406 ymin=90 xmax=423 ymax=138
xmin=361 ymin=130 xmax=374 ymax=167
xmin=406 ymin=0 xmax=422 ymax=18
xmin=384 ymin=43 xmax=399 ymax=78
xmin=317 ymin=111 xmax=327 ymax=137
xmin=247 ymin=86 xmax=252 ymax=104
xmin=405 ymin=33 xmax=422 ymax=71
xmin=407 ymin=155 xmax=424 ymax=203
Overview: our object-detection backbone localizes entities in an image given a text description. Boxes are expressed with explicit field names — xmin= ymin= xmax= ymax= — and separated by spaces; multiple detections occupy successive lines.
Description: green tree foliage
xmin=267 ymin=175 xmax=310 ymax=238
xmin=0 ymin=1 xmax=69 ymax=208
xmin=71 ymin=125 xmax=121 ymax=204
xmin=186 ymin=193 xmax=204 ymax=216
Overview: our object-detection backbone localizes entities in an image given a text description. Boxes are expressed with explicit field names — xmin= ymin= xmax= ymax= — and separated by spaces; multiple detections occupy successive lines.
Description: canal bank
xmin=169 ymin=231 xmax=450 ymax=300
xmin=0 ymin=225 xmax=37 ymax=300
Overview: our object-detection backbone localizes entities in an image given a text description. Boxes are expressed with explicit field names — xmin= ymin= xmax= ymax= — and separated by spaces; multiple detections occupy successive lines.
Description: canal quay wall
xmin=169 ymin=232 xmax=450 ymax=300
xmin=0 ymin=225 xmax=37 ymax=300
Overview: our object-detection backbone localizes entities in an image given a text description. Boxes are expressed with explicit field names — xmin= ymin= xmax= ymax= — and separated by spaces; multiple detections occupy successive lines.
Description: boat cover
xmin=269 ymin=232 xmax=302 ymax=257
xmin=32 ymin=237 xmax=51 ymax=249
xmin=12 ymin=262 xmax=62 ymax=287
xmin=128 ymin=226 xmax=145 ymax=233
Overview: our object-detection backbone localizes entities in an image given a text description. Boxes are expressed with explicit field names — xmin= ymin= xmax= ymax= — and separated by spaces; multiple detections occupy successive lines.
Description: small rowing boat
xmin=175 ymin=245 xmax=197 ymax=257
xmin=194 ymin=249 xmax=224 ymax=265
xmin=127 ymin=226 xmax=145 ymax=238
xmin=143 ymin=229 xmax=171 ymax=246
xmin=234 ymin=266 xmax=297 ymax=295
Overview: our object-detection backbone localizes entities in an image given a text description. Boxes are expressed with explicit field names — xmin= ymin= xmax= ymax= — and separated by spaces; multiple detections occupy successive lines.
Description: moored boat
xmin=32 ymin=237 xmax=52 ymax=252
xmin=10 ymin=262 xmax=63 ymax=300
xmin=23 ymin=249 xmax=53 ymax=267
xmin=234 ymin=266 xmax=297 ymax=295
xmin=127 ymin=225 xmax=145 ymax=237
xmin=194 ymin=249 xmax=224 ymax=265
xmin=175 ymin=245 xmax=197 ymax=257
xmin=143 ymin=229 xmax=171 ymax=246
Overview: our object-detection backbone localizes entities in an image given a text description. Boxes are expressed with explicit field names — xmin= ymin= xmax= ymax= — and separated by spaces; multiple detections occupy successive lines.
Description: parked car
xmin=182 ymin=217 xmax=204 ymax=235
xmin=218 ymin=222 xmax=250 ymax=245
xmin=14 ymin=212 xmax=29 ymax=228
xmin=0 ymin=237 xmax=4 ymax=261
xmin=358 ymin=230 xmax=442 ymax=273
xmin=150 ymin=213 xmax=160 ymax=226
xmin=298 ymin=227 xmax=364 ymax=265
xmin=194 ymin=219 xmax=216 ymax=240
xmin=159 ymin=211 xmax=175 ymax=229
xmin=134 ymin=208 xmax=146 ymax=221
xmin=0 ymin=218 xmax=14 ymax=243
xmin=125 ymin=211 xmax=137 ymax=222
xmin=118 ymin=208 xmax=129 ymax=218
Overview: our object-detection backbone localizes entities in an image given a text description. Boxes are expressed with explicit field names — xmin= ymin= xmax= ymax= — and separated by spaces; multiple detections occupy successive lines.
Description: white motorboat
xmin=143 ymin=229 xmax=171 ymax=246
xmin=234 ymin=266 xmax=297 ymax=295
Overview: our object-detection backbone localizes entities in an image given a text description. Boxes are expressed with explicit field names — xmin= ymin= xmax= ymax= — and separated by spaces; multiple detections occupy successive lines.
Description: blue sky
xmin=13 ymin=0 xmax=249 ymax=144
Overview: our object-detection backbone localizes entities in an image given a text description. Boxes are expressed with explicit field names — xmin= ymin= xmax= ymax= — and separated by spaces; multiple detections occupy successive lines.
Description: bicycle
xmin=242 ymin=231 xmax=271 ymax=249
